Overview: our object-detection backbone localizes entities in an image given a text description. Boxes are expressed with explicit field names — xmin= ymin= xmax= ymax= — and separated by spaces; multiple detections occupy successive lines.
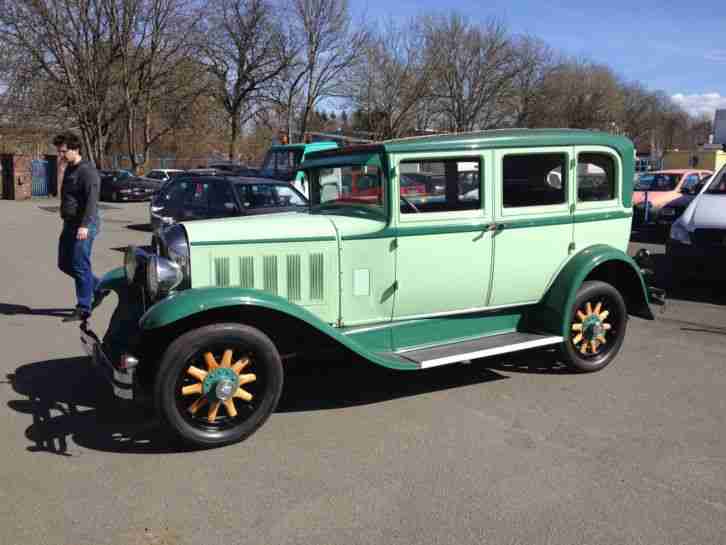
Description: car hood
xmin=681 ymin=193 xmax=726 ymax=229
xmin=181 ymin=211 xmax=387 ymax=246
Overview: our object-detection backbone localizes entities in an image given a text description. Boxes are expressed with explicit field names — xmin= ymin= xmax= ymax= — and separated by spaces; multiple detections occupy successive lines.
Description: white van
xmin=667 ymin=164 xmax=726 ymax=278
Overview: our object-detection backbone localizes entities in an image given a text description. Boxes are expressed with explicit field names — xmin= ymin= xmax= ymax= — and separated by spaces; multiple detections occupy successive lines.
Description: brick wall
xmin=13 ymin=155 xmax=32 ymax=200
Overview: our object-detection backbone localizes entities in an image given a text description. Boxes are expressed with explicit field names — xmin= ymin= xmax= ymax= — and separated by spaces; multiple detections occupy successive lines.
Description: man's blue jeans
xmin=58 ymin=220 xmax=100 ymax=312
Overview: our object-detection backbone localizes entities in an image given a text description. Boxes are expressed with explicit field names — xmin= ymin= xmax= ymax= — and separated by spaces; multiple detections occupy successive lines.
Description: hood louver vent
xmin=287 ymin=255 xmax=301 ymax=301
xmin=310 ymin=253 xmax=324 ymax=301
xmin=239 ymin=256 xmax=254 ymax=288
xmin=214 ymin=257 xmax=230 ymax=287
xmin=263 ymin=256 xmax=278 ymax=295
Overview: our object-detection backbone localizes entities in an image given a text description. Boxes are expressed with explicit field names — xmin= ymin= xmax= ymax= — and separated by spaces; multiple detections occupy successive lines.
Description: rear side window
xmin=398 ymin=158 xmax=481 ymax=214
xmin=502 ymin=153 xmax=567 ymax=207
xmin=577 ymin=153 xmax=616 ymax=202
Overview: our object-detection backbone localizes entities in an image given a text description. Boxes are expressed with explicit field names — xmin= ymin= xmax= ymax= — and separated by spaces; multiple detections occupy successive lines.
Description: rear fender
xmin=530 ymin=244 xmax=654 ymax=338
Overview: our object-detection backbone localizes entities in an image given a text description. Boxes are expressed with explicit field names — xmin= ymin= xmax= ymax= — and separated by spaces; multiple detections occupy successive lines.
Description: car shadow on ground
xmin=6 ymin=349 xmax=569 ymax=454
xmin=6 ymin=357 xmax=187 ymax=455
xmin=276 ymin=348 xmax=572 ymax=413
xmin=126 ymin=223 xmax=152 ymax=232
xmin=0 ymin=303 xmax=75 ymax=318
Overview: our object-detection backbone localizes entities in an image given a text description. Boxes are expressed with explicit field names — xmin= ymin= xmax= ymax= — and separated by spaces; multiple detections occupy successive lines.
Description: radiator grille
xmin=214 ymin=257 xmax=230 ymax=287
xmin=239 ymin=256 xmax=254 ymax=288
xmin=286 ymin=255 xmax=301 ymax=301
xmin=310 ymin=253 xmax=324 ymax=300
xmin=263 ymin=255 xmax=278 ymax=295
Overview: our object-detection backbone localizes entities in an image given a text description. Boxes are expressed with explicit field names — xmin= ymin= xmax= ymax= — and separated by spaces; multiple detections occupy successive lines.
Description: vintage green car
xmin=82 ymin=129 xmax=656 ymax=447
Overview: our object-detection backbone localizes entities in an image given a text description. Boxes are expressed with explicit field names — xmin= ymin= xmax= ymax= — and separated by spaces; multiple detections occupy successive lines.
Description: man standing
xmin=53 ymin=132 xmax=101 ymax=322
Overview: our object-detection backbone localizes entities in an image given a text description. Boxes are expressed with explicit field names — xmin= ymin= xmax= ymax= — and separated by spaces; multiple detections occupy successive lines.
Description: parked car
xmin=83 ymin=129 xmax=656 ymax=448
xmin=656 ymin=173 xmax=712 ymax=228
xmin=667 ymin=165 xmax=726 ymax=279
xmin=258 ymin=141 xmax=338 ymax=197
xmin=100 ymin=170 xmax=159 ymax=202
xmin=633 ymin=169 xmax=712 ymax=224
xmin=149 ymin=175 xmax=307 ymax=235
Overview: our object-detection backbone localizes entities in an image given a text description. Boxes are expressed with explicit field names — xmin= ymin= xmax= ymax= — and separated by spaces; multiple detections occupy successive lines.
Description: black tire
xmin=154 ymin=323 xmax=283 ymax=447
xmin=559 ymin=280 xmax=627 ymax=373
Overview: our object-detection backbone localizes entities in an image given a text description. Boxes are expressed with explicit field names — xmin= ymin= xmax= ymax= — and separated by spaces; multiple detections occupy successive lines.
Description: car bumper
xmin=80 ymin=325 xmax=136 ymax=400
xmin=78 ymin=268 xmax=148 ymax=401
xmin=666 ymin=240 xmax=726 ymax=274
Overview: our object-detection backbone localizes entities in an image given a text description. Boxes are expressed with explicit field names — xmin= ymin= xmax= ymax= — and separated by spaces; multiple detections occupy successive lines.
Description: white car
xmin=666 ymin=164 xmax=726 ymax=279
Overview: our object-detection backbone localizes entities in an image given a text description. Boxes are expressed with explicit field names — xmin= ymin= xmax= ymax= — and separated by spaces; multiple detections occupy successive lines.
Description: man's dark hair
xmin=52 ymin=132 xmax=82 ymax=151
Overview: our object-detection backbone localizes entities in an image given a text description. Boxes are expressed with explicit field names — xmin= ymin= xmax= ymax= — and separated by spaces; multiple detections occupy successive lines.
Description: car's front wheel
xmin=559 ymin=280 xmax=627 ymax=373
xmin=154 ymin=323 xmax=283 ymax=447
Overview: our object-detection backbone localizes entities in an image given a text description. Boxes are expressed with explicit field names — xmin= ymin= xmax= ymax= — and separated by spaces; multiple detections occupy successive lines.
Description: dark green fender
xmin=138 ymin=285 xmax=419 ymax=371
xmin=530 ymin=244 xmax=654 ymax=338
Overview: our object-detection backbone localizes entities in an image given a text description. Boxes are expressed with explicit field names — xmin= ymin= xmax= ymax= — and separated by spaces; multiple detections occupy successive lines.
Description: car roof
xmin=303 ymin=129 xmax=634 ymax=160
xmin=173 ymin=174 xmax=294 ymax=185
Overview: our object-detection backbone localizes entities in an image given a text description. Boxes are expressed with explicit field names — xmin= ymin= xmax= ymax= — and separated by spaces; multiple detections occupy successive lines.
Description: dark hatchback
xmin=100 ymin=170 xmax=161 ymax=202
xmin=149 ymin=175 xmax=308 ymax=235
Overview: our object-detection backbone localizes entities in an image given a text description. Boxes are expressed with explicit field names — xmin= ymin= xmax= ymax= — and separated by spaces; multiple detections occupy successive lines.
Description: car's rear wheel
xmin=559 ymin=280 xmax=627 ymax=373
xmin=154 ymin=323 xmax=283 ymax=447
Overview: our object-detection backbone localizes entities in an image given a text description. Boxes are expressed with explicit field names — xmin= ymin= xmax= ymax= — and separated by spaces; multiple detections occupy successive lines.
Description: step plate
xmin=396 ymin=332 xmax=564 ymax=369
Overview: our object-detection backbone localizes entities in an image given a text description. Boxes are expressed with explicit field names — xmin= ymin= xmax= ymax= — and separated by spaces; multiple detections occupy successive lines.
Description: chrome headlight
xmin=124 ymin=246 xmax=138 ymax=284
xmin=669 ymin=220 xmax=691 ymax=245
xmin=146 ymin=255 xmax=183 ymax=299
xmin=159 ymin=224 xmax=191 ymax=289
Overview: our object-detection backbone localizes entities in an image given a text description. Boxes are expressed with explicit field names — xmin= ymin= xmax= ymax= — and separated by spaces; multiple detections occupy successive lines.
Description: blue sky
xmin=354 ymin=0 xmax=726 ymax=118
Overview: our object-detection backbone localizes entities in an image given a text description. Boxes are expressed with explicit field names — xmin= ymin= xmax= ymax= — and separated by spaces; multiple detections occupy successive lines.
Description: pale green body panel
xmin=142 ymin=133 xmax=647 ymax=368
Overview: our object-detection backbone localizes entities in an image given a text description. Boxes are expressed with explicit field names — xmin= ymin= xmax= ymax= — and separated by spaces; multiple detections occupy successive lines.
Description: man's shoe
xmin=91 ymin=289 xmax=109 ymax=310
xmin=62 ymin=308 xmax=91 ymax=322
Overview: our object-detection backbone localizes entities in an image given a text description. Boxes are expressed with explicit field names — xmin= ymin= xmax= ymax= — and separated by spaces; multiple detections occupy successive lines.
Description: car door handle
xmin=486 ymin=223 xmax=505 ymax=232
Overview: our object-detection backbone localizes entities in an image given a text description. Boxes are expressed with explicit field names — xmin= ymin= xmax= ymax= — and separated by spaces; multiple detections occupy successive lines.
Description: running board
xmin=388 ymin=332 xmax=563 ymax=369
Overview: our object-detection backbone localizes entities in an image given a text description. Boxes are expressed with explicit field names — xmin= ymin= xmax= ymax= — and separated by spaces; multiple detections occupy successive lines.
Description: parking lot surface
xmin=1 ymin=199 xmax=725 ymax=545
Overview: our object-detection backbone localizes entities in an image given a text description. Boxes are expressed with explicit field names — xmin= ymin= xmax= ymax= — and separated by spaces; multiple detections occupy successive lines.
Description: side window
xmin=577 ymin=153 xmax=616 ymax=202
xmin=184 ymin=181 xmax=211 ymax=209
xmin=399 ymin=158 xmax=481 ymax=214
xmin=209 ymin=182 xmax=237 ymax=214
xmin=274 ymin=185 xmax=306 ymax=206
xmin=502 ymin=153 xmax=567 ymax=208
xmin=161 ymin=180 xmax=188 ymax=207
xmin=246 ymin=184 xmax=277 ymax=208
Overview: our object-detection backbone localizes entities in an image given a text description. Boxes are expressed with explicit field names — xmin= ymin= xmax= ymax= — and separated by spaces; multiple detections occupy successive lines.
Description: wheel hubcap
xmin=180 ymin=349 xmax=257 ymax=423
xmin=571 ymin=301 xmax=612 ymax=355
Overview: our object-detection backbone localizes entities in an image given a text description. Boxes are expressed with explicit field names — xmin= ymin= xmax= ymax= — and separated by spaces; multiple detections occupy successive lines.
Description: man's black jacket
xmin=60 ymin=161 xmax=100 ymax=227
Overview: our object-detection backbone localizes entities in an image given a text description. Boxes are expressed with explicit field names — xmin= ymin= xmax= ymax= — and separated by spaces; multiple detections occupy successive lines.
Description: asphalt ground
xmin=1 ymin=198 xmax=725 ymax=545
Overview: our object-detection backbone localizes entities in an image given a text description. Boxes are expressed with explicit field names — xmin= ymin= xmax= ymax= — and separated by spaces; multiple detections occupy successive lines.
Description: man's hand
xmin=77 ymin=227 xmax=89 ymax=240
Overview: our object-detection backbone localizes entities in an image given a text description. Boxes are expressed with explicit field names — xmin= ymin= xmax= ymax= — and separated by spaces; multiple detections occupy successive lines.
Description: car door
xmin=391 ymin=152 xmax=494 ymax=320
xmin=489 ymin=147 xmax=575 ymax=307
xmin=207 ymin=180 xmax=240 ymax=219
xmin=572 ymin=146 xmax=628 ymax=253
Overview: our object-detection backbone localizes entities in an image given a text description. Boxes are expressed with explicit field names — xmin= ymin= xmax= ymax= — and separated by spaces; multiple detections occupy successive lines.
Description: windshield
xmin=261 ymin=149 xmax=303 ymax=179
xmin=309 ymin=162 xmax=386 ymax=217
xmin=635 ymin=173 xmax=680 ymax=191
xmin=234 ymin=182 xmax=307 ymax=208
xmin=706 ymin=168 xmax=726 ymax=194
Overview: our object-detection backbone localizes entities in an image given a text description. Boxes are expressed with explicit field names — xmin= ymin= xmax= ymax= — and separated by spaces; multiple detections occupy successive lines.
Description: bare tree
xmin=349 ymin=18 xmax=435 ymax=139
xmin=113 ymin=0 xmax=207 ymax=172
xmin=277 ymin=0 xmax=367 ymax=141
xmin=508 ymin=35 xmax=556 ymax=127
xmin=424 ymin=14 xmax=518 ymax=132
xmin=0 ymin=0 xmax=131 ymax=165
xmin=203 ymin=0 xmax=291 ymax=160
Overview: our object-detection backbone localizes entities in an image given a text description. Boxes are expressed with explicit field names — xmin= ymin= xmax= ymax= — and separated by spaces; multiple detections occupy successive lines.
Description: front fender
xmin=531 ymin=244 xmax=654 ymax=337
xmin=139 ymin=287 xmax=418 ymax=371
